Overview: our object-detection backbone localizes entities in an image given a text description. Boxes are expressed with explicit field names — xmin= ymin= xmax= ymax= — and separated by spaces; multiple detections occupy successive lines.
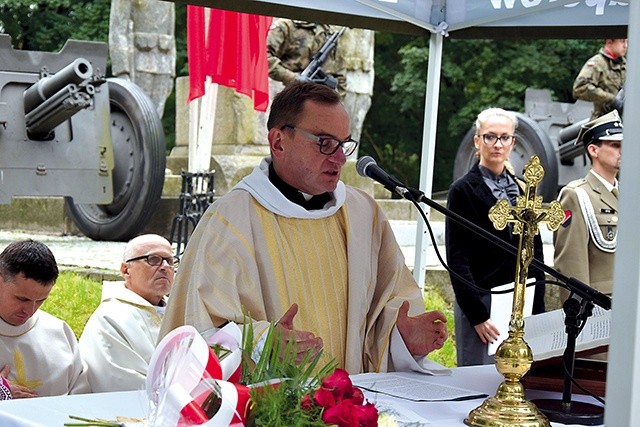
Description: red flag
xmin=187 ymin=6 xmax=272 ymax=112
xmin=187 ymin=6 xmax=206 ymax=102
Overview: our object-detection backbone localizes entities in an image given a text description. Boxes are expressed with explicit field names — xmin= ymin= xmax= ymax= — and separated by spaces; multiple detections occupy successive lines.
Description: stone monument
xmin=109 ymin=0 xmax=176 ymax=118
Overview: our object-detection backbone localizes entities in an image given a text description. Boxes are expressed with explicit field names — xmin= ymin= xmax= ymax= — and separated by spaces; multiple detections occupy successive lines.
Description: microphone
xmin=356 ymin=156 xmax=409 ymax=197
xmin=355 ymin=155 xmax=611 ymax=310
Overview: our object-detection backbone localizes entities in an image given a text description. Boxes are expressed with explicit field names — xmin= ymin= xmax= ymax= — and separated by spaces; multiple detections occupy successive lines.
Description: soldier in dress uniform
xmin=554 ymin=110 xmax=623 ymax=302
xmin=267 ymin=19 xmax=347 ymax=98
xmin=573 ymin=39 xmax=627 ymax=120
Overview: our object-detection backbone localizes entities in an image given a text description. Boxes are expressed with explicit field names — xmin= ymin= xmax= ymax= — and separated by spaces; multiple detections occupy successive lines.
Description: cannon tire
xmin=452 ymin=112 xmax=558 ymax=201
xmin=65 ymin=78 xmax=166 ymax=241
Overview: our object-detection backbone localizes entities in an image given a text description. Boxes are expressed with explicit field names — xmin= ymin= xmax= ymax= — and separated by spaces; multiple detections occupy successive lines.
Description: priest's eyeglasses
xmin=282 ymin=124 xmax=358 ymax=156
xmin=479 ymin=133 xmax=515 ymax=146
xmin=126 ymin=254 xmax=180 ymax=268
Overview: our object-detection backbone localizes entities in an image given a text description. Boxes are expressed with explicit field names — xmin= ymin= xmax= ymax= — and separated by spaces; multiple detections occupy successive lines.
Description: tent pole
xmin=605 ymin=0 xmax=640 ymax=424
xmin=412 ymin=32 xmax=442 ymax=289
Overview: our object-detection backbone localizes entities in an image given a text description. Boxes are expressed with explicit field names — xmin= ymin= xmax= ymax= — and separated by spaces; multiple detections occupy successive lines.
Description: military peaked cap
xmin=576 ymin=110 xmax=623 ymax=147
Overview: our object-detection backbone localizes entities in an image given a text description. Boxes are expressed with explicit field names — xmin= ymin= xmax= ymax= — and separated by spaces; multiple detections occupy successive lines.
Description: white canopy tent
xmin=169 ymin=0 xmax=638 ymax=424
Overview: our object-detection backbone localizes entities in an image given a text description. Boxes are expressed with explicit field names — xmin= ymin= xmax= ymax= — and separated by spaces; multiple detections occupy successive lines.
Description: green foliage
xmin=233 ymin=322 xmax=336 ymax=426
xmin=361 ymin=35 xmax=603 ymax=192
xmin=0 ymin=0 xmax=110 ymax=51
xmin=40 ymin=271 xmax=102 ymax=338
xmin=359 ymin=33 xmax=424 ymax=194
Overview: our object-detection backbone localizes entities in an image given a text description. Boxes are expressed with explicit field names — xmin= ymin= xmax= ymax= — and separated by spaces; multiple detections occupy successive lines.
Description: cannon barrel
xmin=25 ymin=83 xmax=93 ymax=139
xmin=558 ymin=118 xmax=589 ymax=163
xmin=23 ymin=58 xmax=93 ymax=114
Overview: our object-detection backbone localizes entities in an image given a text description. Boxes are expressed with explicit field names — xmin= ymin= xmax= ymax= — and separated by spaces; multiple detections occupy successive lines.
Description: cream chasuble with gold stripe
xmin=160 ymin=158 xmax=426 ymax=374
xmin=257 ymin=203 xmax=349 ymax=368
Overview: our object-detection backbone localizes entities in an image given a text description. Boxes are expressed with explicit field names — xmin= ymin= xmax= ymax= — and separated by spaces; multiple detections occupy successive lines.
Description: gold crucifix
xmin=466 ymin=155 xmax=565 ymax=427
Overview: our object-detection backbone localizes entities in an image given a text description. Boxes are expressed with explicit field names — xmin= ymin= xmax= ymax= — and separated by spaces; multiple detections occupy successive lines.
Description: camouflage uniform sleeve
xmin=334 ymin=64 xmax=347 ymax=99
xmin=267 ymin=20 xmax=298 ymax=85
xmin=572 ymin=54 xmax=616 ymax=106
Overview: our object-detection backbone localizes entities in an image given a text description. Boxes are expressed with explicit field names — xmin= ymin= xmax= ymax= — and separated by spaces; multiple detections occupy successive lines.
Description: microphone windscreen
xmin=356 ymin=156 xmax=376 ymax=177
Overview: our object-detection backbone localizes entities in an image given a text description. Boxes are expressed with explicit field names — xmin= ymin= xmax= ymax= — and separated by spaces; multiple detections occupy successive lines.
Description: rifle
xmin=299 ymin=26 xmax=347 ymax=90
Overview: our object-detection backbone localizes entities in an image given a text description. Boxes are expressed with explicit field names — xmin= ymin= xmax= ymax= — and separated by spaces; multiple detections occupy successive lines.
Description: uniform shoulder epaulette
xmin=564 ymin=178 xmax=588 ymax=190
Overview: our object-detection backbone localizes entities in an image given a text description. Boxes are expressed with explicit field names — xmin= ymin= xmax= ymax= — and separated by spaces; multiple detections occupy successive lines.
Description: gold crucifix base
xmin=465 ymin=333 xmax=549 ymax=427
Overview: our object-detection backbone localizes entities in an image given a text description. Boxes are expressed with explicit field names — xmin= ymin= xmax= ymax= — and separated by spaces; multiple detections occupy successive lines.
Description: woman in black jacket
xmin=445 ymin=107 xmax=546 ymax=367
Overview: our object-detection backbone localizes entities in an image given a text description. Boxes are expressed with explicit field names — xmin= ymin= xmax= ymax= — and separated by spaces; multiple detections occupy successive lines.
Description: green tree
xmin=361 ymin=36 xmax=601 ymax=192
xmin=0 ymin=0 xmax=110 ymax=51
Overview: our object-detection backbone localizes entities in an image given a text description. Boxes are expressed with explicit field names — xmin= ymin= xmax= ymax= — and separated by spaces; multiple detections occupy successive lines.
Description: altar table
xmin=0 ymin=365 xmax=604 ymax=426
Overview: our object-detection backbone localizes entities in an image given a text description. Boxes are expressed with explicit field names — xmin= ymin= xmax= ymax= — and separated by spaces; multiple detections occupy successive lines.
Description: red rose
xmin=322 ymin=368 xmax=354 ymax=401
xmin=354 ymin=402 xmax=378 ymax=427
xmin=314 ymin=387 xmax=336 ymax=409
xmin=350 ymin=387 xmax=364 ymax=405
xmin=322 ymin=400 xmax=359 ymax=427
xmin=301 ymin=394 xmax=314 ymax=411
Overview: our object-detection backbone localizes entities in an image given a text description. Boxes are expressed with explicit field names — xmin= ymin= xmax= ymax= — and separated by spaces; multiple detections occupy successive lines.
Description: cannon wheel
xmin=452 ymin=112 xmax=558 ymax=201
xmin=65 ymin=78 xmax=166 ymax=241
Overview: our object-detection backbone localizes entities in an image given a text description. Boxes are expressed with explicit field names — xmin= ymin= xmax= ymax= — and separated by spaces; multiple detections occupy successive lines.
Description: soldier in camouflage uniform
xmin=573 ymin=39 xmax=627 ymax=120
xmin=267 ymin=19 xmax=347 ymax=98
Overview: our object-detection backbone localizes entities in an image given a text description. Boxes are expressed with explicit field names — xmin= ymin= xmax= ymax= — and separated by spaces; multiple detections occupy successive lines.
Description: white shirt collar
xmin=233 ymin=157 xmax=346 ymax=219
xmin=589 ymin=169 xmax=618 ymax=193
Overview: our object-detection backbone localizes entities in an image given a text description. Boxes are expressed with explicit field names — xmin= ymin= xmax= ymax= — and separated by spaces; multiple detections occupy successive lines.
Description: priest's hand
xmin=396 ymin=301 xmax=448 ymax=357
xmin=277 ymin=303 xmax=324 ymax=364
xmin=474 ymin=319 xmax=500 ymax=345
xmin=0 ymin=365 xmax=38 ymax=399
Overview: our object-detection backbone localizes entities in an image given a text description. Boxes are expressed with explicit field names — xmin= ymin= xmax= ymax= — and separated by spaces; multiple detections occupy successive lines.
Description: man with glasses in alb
xmin=79 ymin=234 xmax=177 ymax=392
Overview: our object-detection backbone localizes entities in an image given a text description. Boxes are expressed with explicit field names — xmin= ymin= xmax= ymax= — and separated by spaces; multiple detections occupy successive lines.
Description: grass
xmin=424 ymin=288 xmax=457 ymax=368
xmin=40 ymin=271 xmax=102 ymax=338
xmin=41 ymin=271 xmax=458 ymax=367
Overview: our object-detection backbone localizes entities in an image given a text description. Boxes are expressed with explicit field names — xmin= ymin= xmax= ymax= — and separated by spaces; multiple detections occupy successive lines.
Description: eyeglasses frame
xmin=125 ymin=254 xmax=180 ymax=268
xmin=281 ymin=124 xmax=358 ymax=156
xmin=477 ymin=133 xmax=516 ymax=147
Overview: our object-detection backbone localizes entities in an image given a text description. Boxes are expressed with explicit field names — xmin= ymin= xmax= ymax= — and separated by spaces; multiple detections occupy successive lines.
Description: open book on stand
xmin=523 ymin=305 xmax=610 ymax=362
xmin=521 ymin=305 xmax=610 ymax=396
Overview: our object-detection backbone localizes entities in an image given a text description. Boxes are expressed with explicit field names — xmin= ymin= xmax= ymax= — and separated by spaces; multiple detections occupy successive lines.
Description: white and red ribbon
xmin=147 ymin=324 xmax=250 ymax=426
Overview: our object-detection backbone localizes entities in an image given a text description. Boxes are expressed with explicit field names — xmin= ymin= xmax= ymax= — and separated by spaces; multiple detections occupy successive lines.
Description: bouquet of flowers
xmin=66 ymin=321 xmax=385 ymax=426
xmin=148 ymin=321 xmax=379 ymax=426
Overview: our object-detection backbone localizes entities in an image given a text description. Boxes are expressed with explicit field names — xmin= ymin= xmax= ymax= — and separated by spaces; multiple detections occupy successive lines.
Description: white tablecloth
xmin=0 ymin=365 xmax=604 ymax=426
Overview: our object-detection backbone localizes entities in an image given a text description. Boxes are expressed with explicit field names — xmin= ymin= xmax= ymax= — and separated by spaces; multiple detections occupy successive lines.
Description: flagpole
xmin=188 ymin=8 xmax=217 ymax=173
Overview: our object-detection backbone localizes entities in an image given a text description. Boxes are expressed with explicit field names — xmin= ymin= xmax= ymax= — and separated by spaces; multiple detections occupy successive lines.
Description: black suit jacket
xmin=445 ymin=163 xmax=546 ymax=327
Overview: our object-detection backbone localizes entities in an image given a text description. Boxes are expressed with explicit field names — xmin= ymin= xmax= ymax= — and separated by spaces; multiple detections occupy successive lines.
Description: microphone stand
xmin=531 ymin=297 xmax=605 ymax=425
xmin=400 ymin=186 xmax=611 ymax=311
xmin=396 ymin=185 xmax=609 ymax=422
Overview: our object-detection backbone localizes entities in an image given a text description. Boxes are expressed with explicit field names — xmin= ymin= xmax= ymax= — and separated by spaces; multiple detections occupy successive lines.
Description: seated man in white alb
xmin=0 ymin=239 xmax=90 ymax=398
xmin=79 ymin=234 xmax=176 ymax=392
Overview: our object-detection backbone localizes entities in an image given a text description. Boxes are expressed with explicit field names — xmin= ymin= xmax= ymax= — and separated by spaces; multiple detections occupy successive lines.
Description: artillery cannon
xmin=0 ymin=34 xmax=165 ymax=241
xmin=453 ymin=88 xmax=594 ymax=201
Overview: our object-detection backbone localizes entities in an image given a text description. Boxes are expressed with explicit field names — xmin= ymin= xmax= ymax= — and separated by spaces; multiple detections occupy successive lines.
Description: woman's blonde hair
xmin=475 ymin=107 xmax=518 ymax=134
